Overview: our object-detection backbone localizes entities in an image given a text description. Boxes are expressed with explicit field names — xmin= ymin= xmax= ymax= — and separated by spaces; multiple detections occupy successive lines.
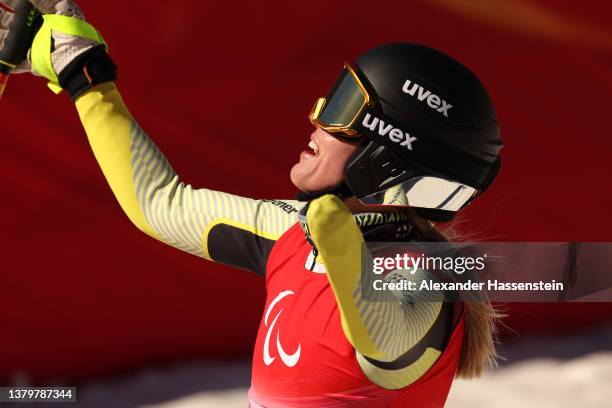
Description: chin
xmin=289 ymin=164 xmax=306 ymax=191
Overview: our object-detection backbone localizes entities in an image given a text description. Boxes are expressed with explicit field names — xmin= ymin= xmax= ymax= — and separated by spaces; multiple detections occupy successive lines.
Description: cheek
xmin=318 ymin=149 xmax=352 ymax=180
xmin=327 ymin=140 xmax=360 ymax=166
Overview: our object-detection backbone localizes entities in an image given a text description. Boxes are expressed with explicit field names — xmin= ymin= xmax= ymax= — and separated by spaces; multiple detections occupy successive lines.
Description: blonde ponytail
xmin=456 ymin=301 xmax=503 ymax=378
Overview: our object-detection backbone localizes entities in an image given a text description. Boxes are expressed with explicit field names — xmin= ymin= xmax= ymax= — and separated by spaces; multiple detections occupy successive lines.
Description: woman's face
xmin=290 ymin=127 xmax=360 ymax=193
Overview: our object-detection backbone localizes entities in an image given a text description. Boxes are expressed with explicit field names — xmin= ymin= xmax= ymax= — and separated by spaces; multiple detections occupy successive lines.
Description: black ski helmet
xmin=336 ymin=43 xmax=503 ymax=221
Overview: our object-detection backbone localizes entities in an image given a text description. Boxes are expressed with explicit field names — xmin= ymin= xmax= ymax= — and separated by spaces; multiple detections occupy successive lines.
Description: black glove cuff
xmin=58 ymin=45 xmax=117 ymax=101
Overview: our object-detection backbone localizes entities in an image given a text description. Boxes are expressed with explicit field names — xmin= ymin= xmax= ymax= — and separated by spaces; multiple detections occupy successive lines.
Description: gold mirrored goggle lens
xmin=309 ymin=64 xmax=370 ymax=138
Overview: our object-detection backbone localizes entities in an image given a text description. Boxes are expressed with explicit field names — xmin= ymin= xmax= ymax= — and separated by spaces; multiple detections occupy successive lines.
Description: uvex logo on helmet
xmin=402 ymin=80 xmax=453 ymax=117
xmin=362 ymin=113 xmax=417 ymax=150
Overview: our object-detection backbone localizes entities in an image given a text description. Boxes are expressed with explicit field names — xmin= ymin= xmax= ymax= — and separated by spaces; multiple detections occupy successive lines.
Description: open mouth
xmin=306 ymin=140 xmax=320 ymax=156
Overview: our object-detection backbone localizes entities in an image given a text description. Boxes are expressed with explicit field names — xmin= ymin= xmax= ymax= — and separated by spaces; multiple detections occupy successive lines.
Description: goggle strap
xmin=354 ymin=105 xmax=495 ymax=188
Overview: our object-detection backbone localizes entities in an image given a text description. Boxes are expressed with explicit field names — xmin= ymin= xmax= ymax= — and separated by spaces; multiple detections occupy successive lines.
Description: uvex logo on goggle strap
xmin=362 ymin=113 xmax=417 ymax=150
xmin=402 ymin=80 xmax=453 ymax=117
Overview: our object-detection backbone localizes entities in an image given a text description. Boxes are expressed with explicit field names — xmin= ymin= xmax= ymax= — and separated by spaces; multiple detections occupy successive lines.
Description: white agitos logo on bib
xmin=263 ymin=290 xmax=301 ymax=367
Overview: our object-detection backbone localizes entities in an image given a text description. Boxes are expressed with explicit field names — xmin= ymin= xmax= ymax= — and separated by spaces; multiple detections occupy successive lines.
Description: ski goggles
xmin=309 ymin=63 xmax=371 ymax=138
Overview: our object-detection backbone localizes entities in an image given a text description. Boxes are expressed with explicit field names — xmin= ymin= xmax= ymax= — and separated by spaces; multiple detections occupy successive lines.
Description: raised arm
xmin=0 ymin=0 xmax=300 ymax=275
xmin=76 ymin=83 xmax=301 ymax=274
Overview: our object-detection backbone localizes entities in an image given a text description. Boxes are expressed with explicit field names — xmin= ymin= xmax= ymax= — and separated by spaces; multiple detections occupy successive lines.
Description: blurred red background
xmin=1 ymin=0 xmax=611 ymax=383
